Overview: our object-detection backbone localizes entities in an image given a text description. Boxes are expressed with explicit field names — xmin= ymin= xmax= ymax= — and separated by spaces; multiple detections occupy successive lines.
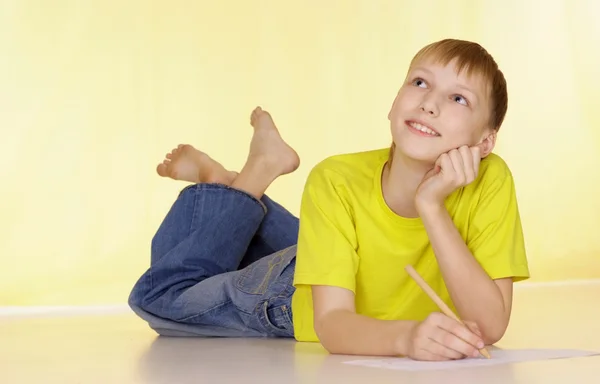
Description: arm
xmin=418 ymin=204 xmax=512 ymax=344
xmin=312 ymin=285 xmax=484 ymax=359
xmin=311 ymin=285 xmax=415 ymax=356
xmin=415 ymin=147 xmax=529 ymax=345
xmin=295 ymin=164 xmax=412 ymax=356
xmin=296 ymin=159 xmax=484 ymax=359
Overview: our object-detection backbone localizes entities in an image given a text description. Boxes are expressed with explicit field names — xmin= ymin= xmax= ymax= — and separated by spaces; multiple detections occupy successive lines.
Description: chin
xmin=391 ymin=132 xmax=440 ymax=165
xmin=393 ymin=142 xmax=439 ymax=165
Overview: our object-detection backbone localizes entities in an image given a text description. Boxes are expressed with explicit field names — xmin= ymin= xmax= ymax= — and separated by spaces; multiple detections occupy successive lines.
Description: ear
xmin=478 ymin=131 xmax=497 ymax=158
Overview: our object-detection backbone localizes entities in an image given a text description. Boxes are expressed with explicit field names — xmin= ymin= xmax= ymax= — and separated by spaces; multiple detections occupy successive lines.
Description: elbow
xmin=317 ymin=337 xmax=347 ymax=356
xmin=316 ymin=334 xmax=339 ymax=355
xmin=314 ymin=314 xmax=337 ymax=354
xmin=310 ymin=285 xmax=358 ymax=354
xmin=482 ymin=318 xmax=509 ymax=346
xmin=314 ymin=310 xmax=349 ymax=355
xmin=483 ymin=330 xmax=504 ymax=346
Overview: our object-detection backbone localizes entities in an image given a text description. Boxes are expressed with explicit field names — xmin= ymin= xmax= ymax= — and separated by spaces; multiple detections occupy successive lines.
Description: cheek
xmin=445 ymin=121 xmax=482 ymax=146
xmin=390 ymin=92 xmax=411 ymax=117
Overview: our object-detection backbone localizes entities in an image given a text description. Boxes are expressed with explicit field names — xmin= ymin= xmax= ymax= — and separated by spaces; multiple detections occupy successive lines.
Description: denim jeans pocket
xmin=257 ymin=299 xmax=294 ymax=337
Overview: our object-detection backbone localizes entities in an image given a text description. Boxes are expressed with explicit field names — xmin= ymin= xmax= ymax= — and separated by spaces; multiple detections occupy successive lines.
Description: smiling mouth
xmin=406 ymin=120 xmax=441 ymax=137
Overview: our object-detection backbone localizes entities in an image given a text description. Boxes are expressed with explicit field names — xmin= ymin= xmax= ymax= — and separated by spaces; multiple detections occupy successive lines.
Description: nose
xmin=419 ymin=94 xmax=439 ymax=116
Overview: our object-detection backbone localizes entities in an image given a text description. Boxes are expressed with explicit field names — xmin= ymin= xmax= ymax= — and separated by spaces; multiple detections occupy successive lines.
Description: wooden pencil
xmin=404 ymin=265 xmax=491 ymax=359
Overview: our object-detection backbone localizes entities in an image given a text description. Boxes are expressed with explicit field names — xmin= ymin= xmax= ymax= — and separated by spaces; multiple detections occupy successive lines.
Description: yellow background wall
xmin=1 ymin=0 xmax=599 ymax=306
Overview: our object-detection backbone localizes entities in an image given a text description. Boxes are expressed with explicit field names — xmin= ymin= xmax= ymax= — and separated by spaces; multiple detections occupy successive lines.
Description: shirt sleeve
xmin=467 ymin=164 xmax=530 ymax=281
xmin=293 ymin=161 xmax=359 ymax=292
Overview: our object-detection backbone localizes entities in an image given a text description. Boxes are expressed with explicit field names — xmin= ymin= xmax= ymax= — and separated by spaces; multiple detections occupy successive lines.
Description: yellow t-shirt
xmin=291 ymin=147 xmax=530 ymax=342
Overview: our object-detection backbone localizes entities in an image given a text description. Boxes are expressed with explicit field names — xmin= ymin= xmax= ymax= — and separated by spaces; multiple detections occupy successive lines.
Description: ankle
xmin=231 ymin=162 xmax=277 ymax=200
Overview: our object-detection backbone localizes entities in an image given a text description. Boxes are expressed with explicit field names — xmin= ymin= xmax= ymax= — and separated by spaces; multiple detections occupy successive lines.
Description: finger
xmin=412 ymin=316 xmax=460 ymax=361
xmin=439 ymin=153 xmax=454 ymax=173
xmin=430 ymin=325 xmax=478 ymax=358
xmin=413 ymin=347 xmax=451 ymax=362
xmin=459 ymin=146 xmax=475 ymax=182
xmin=427 ymin=332 xmax=467 ymax=360
xmin=423 ymin=166 xmax=440 ymax=181
xmin=435 ymin=317 xmax=483 ymax=357
xmin=471 ymin=146 xmax=482 ymax=176
xmin=464 ymin=320 xmax=483 ymax=338
xmin=448 ymin=149 xmax=465 ymax=184
xmin=449 ymin=148 xmax=464 ymax=169
xmin=434 ymin=153 xmax=446 ymax=169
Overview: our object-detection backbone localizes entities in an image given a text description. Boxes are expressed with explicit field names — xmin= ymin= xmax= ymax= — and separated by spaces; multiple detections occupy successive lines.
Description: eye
xmin=453 ymin=95 xmax=468 ymax=106
xmin=412 ymin=78 xmax=428 ymax=88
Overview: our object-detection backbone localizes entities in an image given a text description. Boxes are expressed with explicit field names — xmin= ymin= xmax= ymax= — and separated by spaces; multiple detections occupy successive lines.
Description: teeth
xmin=410 ymin=122 xmax=439 ymax=136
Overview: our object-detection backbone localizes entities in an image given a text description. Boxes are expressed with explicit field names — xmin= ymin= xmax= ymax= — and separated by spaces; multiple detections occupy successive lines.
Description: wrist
xmin=416 ymin=199 xmax=446 ymax=218
xmin=392 ymin=320 xmax=418 ymax=356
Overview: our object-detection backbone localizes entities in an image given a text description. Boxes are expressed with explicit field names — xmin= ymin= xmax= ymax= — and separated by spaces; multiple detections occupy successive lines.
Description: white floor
xmin=2 ymin=283 xmax=600 ymax=383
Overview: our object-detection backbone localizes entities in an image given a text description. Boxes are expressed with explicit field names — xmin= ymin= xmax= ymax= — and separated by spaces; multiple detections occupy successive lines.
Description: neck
xmin=381 ymin=151 xmax=432 ymax=218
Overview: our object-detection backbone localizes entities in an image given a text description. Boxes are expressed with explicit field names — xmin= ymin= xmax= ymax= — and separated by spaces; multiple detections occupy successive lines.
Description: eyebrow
xmin=454 ymin=84 xmax=479 ymax=103
xmin=412 ymin=66 xmax=433 ymax=75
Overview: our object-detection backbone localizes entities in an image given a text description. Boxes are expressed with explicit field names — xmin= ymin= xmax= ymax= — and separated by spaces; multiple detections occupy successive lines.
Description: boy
xmin=128 ymin=38 xmax=529 ymax=361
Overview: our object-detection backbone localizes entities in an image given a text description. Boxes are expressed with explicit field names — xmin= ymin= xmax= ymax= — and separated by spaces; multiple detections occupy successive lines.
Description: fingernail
xmin=478 ymin=342 xmax=484 ymax=348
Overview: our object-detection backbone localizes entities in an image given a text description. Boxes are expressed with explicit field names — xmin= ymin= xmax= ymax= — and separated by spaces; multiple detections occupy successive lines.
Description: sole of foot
xmin=156 ymin=144 xmax=237 ymax=185
xmin=246 ymin=106 xmax=300 ymax=178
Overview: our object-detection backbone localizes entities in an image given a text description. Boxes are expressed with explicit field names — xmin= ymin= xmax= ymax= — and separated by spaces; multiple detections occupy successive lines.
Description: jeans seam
xmin=281 ymin=304 xmax=294 ymax=335
xmin=236 ymin=249 xmax=286 ymax=295
xmin=222 ymin=186 xmax=267 ymax=214
xmin=189 ymin=185 xmax=200 ymax=236
xmin=258 ymin=300 xmax=294 ymax=337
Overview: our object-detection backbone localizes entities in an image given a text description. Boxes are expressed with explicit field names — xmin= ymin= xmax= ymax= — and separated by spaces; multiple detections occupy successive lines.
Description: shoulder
xmin=307 ymin=148 xmax=389 ymax=186
xmin=471 ymin=152 xmax=516 ymax=192
xmin=462 ymin=153 xmax=529 ymax=280
xmin=478 ymin=152 xmax=513 ymax=179
xmin=301 ymin=148 xmax=388 ymax=212
xmin=465 ymin=152 xmax=519 ymax=211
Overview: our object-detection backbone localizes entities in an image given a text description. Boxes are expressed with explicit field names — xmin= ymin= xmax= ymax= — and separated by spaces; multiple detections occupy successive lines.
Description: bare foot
xmin=248 ymin=106 xmax=300 ymax=177
xmin=156 ymin=144 xmax=237 ymax=185
xmin=231 ymin=107 xmax=300 ymax=199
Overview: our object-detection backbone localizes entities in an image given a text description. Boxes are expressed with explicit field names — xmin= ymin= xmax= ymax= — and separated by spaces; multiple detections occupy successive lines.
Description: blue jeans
xmin=128 ymin=183 xmax=299 ymax=338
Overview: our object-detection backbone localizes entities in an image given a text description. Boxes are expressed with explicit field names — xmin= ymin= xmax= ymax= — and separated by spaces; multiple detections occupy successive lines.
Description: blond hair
xmin=389 ymin=39 xmax=508 ymax=160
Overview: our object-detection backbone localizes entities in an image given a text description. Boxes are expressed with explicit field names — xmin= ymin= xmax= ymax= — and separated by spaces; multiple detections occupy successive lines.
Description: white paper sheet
xmin=343 ymin=348 xmax=600 ymax=371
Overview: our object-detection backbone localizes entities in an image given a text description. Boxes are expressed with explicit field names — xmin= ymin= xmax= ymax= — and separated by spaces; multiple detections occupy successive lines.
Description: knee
xmin=128 ymin=282 xmax=146 ymax=311
xmin=128 ymin=282 xmax=166 ymax=326
xmin=128 ymin=275 xmax=187 ymax=322
xmin=127 ymin=273 xmax=154 ymax=312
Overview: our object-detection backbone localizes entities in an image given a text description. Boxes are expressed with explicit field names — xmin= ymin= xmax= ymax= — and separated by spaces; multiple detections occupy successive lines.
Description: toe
xmin=156 ymin=163 xmax=167 ymax=176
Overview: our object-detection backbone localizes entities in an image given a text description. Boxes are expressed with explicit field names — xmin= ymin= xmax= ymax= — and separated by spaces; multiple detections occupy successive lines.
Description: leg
xmin=150 ymin=144 xmax=239 ymax=264
xmin=230 ymin=106 xmax=301 ymax=266
xmin=129 ymin=106 xmax=300 ymax=337
xmin=131 ymin=242 xmax=298 ymax=338
xmin=130 ymin=183 xmax=267 ymax=319
xmin=229 ymin=106 xmax=299 ymax=198
xmin=150 ymin=106 xmax=300 ymax=266
xmin=239 ymin=194 xmax=299 ymax=269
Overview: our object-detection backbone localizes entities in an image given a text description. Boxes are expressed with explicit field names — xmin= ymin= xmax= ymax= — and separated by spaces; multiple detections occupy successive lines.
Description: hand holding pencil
xmin=403 ymin=265 xmax=491 ymax=360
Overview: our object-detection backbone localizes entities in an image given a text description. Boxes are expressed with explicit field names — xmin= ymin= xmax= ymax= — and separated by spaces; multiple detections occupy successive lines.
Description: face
xmin=388 ymin=57 xmax=495 ymax=165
